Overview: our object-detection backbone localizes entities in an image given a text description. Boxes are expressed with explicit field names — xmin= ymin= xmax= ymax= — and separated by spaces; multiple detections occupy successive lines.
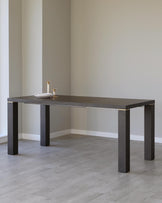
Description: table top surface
xmin=8 ymin=95 xmax=155 ymax=109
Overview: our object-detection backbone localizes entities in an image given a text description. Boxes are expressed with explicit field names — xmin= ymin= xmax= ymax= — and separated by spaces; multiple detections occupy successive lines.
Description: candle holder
xmin=47 ymin=81 xmax=50 ymax=93
xmin=52 ymin=88 xmax=56 ymax=96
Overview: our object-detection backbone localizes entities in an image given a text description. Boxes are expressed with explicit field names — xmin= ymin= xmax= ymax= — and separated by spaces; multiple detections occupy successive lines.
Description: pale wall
xmin=22 ymin=0 xmax=42 ymax=134
xmin=9 ymin=0 xmax=22 ymax=133
xmin=6 ymin=0 xmax=162 ymax=139
xmin=0 ymin=0 xmax=22 ymax=137
xmin=0 ymin=0 xmax=9 ymax=136
xmin=71 ymin=0 xmax=162 ymax=137
xmin=9 ymin=0 xmax=22 ymax=97
xmin=43 ymin=0 xmax=71 ymax=132
xmin=21 ymin=0 xmax=71 ymax=135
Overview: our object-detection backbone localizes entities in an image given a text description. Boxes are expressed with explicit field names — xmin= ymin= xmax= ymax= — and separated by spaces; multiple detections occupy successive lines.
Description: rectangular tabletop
xmin=8 ymin=95 xmax=154 ymax=109
xmin=8 ymin=95 xmax=155 ymax=173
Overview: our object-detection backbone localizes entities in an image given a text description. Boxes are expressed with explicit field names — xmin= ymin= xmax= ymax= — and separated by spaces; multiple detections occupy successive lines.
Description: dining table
xmin=8 ymin=95 xmax=155 ymax=173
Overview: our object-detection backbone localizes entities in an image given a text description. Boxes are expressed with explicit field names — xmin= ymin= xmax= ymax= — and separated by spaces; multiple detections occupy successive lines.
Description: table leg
xmin=8 ymin=102 xmax=18 ymax=155
xmin=40 ymin=105 xmax=50 ymax=146
xmin=144 ymin=104 xmax=155 ymax=160
xmin=118 ymin=109 xmax=130 ymax=173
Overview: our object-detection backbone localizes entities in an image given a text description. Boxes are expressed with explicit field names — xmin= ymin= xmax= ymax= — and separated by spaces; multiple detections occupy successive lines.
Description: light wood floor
xmin=0 ymin=134 xmax=162 ymax=203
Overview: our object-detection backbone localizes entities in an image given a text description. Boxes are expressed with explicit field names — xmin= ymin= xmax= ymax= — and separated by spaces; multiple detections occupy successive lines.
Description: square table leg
xmin=144 ymin=104 xmax=155 ymax=160
xmin=8 ymin=102 xmax=18 ymax=155
xmin=40 ymin=105 xmax=50 ymax=146
xmin=118 ymin=109 xmax=130 ymax=173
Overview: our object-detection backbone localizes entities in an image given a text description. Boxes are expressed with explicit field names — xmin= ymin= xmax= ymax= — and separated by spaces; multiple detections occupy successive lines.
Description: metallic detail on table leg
xmin=144 ymin=104 xmax=155 ymax=160
xmin=118 ymin=109 xmax=130 ymax=173
xmin=8 ymin=101 xmax=13 ymax=104
xmin=118 ymin=109 xmax=129 ymax=111
xmin=8 ymin=102 xmax=18 ymax=155
xmin=40 ymin=105 xmax=50 ymax=146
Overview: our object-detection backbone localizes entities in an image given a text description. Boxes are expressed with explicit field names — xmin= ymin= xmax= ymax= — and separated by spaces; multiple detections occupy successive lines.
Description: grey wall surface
xmin=43 ymin=0 xmax=71 ymax=132
xmin=71 ymin=0 xmax=162 ymax=137
xmin=9 ymin=0 xmax=22 ymax=98
xmin=22 ymin=0 xmax=42 ymax=134
xmin=20 ymin=0 xmax=71 ymax=135
xmin=0 ymin=0 xmax=9 ymax=136
xmin=7 ymin=0 xmax=162 ymax=139
xmin=9 ymin=0 xmax=22 ymax=133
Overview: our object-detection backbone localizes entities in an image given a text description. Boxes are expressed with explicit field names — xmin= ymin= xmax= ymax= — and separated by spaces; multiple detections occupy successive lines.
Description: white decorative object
xmin=52 ymin=88 xmax=56 ymax=96
xmin=34 ymin=93 xmax=52 ymax=98
xmin=47 ymin=81 xmax=50 ymax=93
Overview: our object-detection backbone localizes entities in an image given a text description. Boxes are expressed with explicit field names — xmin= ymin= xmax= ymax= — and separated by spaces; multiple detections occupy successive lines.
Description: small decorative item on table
xmin=34 ymin=81 xmax=53 ymax=98
xmin=47 ymin=81 xmax=50 ymax=93
xmin=52 ymin=88 xmax=56 ymax=96
xmin=34 ymin=93 xmax=52 ymax=98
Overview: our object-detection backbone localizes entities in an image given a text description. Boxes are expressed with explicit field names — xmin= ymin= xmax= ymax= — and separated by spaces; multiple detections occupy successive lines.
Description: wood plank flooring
xmin=0 ymin=134 xmax=162 ymax=203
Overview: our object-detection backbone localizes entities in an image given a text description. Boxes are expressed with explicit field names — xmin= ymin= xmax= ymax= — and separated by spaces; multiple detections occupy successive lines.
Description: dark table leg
xmin=8 ymin=102 xmax=18 ymax=155
xmin=118 ymin=109 xmax=130 ymax=173
xmin=40 ymin=105 xmax=50 ymax=146
xmin=144 ymin=104 xmax=155 ymax=160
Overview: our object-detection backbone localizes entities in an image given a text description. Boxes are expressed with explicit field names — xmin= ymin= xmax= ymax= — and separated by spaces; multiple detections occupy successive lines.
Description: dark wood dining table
xmin=8 ymin=95 xmax=155 ymax=173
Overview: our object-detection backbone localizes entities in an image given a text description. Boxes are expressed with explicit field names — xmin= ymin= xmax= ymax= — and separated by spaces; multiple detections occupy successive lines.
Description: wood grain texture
xmin=8 ymin=95 xmax=155 ymax=109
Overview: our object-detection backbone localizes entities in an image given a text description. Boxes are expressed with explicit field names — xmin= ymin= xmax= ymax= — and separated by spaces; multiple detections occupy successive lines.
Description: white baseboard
xmin=0 ymin=133 xmax=22 ymax=144
xmin=0 ymin=136 xmax=7 ymax=144
xmin=1 ymin=129 xmax=162 ymax=144
xmin=50 ymin=129 xmax=71 ymax=139
xmin=21 ymin=129 xmax=71 ymax=141
xmin=70 ymin=129 xmax=162 ymax=144
xmin=21 ymin=133 xmax=40 ymax=141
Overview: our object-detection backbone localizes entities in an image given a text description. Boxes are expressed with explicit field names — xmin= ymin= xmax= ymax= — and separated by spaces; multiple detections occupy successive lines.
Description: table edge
xmin=7 ymin=96 xmax=155 ymax=110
